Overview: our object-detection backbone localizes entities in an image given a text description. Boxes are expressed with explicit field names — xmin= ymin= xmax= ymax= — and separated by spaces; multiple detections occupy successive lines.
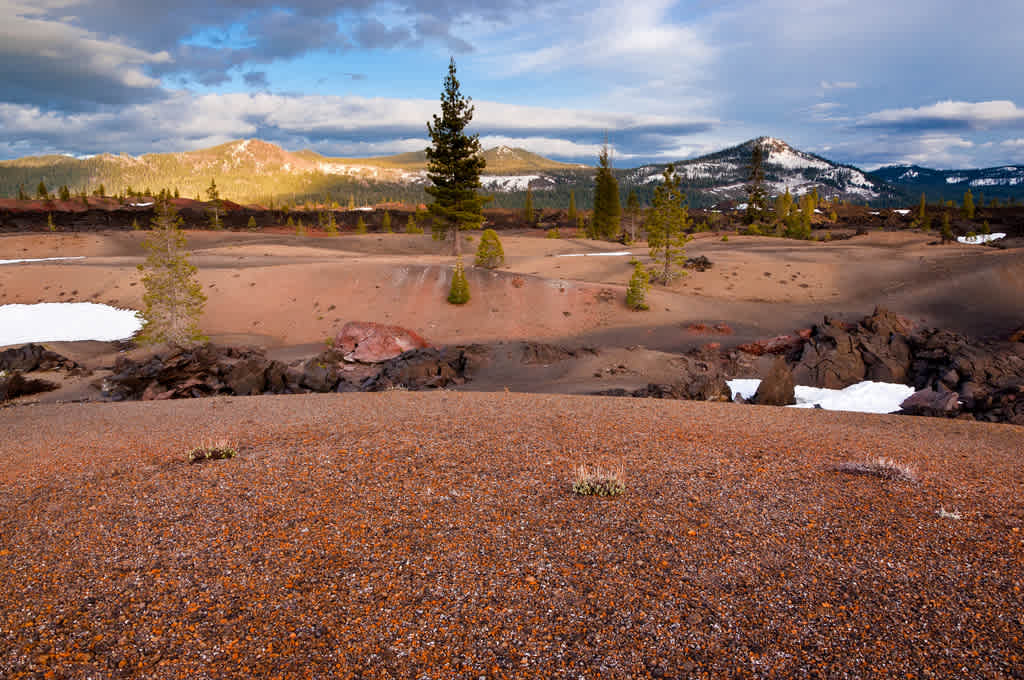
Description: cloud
xmin=354 ymin=18 xmax=413 ymax=48
xmin=826 ymin=134 xmax=978 ymax=170
xmin=820 ymin=81 xmax=858 ymax=90
xmin=0 ymin=91 xmax=717 ymax=161
xmin=1001 ymin=138 xmax=1024 ymax=148
xmin=0 ymin=0 xmax=170 ymax=109
xmin=243 ymin=71 xmax=269 ymax=88
xmin=857 ymin=100 xmax=1024 ymax=132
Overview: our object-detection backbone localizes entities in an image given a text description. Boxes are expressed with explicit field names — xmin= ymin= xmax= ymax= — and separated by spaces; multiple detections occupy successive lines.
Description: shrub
xmin=721 ymin=234 xmax=729 ymax=242
xmin=247 ymin=216 xmax=258 ymax=231
xmin=382 ymin=211 xmax=392 ymax=233
xmin=474 ymin=229 xmax=505 ymax=269
xmin=546 ymin=228 xmax=560 ymax=239
xmin=406 ymin=214 xmax=423 ymax=234
xmin=572 ymin=464 xmax=625 ymax=497
xmin=447 ymin=258 xmax=470 ymax=304
xmin=187 ymin=440 xmax=238 ymax=464
xmin=625 ymin=262 xmax=649 ymax=310
xmin=355 ymin=216 xmax=367 ymax=234
xmin=836 ymin=458 xmax=916 ymax=483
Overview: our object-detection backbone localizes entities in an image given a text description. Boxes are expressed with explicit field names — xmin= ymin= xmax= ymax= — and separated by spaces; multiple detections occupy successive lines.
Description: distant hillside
xmin=872 ymin=164 xmax=1024 ymax=204
xmin=9 ymin=136 xmax=1009 ymax=210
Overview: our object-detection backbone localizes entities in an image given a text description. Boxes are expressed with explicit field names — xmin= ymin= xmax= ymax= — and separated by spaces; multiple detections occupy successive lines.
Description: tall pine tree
xmin=592 ymin=142 xmax=621 ymax=240
xmin=744 ymin=142 xmax=767 ymax=225
xmin=425 ymin=58 xmax=489 ymax=256
xmin=136 ymin=199 xmax=207 ymax=346
xmin=646 ymin=165 xmax=692 ymax=284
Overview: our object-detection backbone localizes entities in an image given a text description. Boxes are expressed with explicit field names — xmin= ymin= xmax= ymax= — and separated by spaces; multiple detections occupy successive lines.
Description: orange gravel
xmin=1 ymin=393 xmax=1022 ymax=678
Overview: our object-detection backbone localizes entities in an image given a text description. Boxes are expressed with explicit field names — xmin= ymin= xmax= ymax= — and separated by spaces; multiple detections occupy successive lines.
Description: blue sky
xmin=2 ymin=0 xmax=1024 ymax=169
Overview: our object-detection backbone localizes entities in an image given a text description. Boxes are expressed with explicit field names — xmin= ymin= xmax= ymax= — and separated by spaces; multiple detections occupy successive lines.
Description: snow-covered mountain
xmin=628 ymin=137 xmax=893 ymax=204
xmin=872 ymin=164 xmax=1024 ymax=202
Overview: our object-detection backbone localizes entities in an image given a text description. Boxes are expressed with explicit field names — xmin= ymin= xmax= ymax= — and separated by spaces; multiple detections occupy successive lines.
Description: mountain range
xmin=2 ymin=137 xmax=1022 ymax=209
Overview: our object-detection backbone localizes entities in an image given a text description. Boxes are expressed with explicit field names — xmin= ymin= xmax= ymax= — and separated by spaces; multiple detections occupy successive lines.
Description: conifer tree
xmin=47 ymin=213 xmax=56 ymax=232
xmin=962 ymin=189 xmax=975 ymax=220
xmin=174 ymin=187 xmax=180 ymax=199
xmin=348 ymin=194 xmax=356 ymax=210
xmin=247 ymin=216 xmax=258 ymax=231
xmin=381 ymin=211 xmax=392 ymax=233
xmin=625 ymin=262 xmax=649 ymax=310
xmin=406 ymin=213 xmax=423 ymax=234
xmin=425 ymin=58 xmax=489 ymax=256
xmin=326 ymin=211 xmax=338 ymax=235
xmin=206 ymin=179 xmax=222 ymax=229
xmin=625 ymin=189 xmax=640 ymax=243
xmin=36 ymin=181 xmax=48 ymax=200
xmin=447 ymin=257 xmax=470 ymax=304
xmin=17 ymin=185 xmax=28 ymax=201
xmin=982 ymin=220 xmax=991 ymax=235
xmin=474 ymin=229 xmax=505 ymax=269
xmin=136 ymin=199 xmax=207 ymax=346
xmin=523 ymin=187 xmax=535 ymax=226
xmin=645 ymin=165 xmax=693 ymax=284
xmin=940 ymin=212 xmax=953 ymax=244
xmin=592 ymin=142 xmax=621 ymax=240
xmin=58 ymin=185 xmax=71 ymax=201
xmin=744 ymin=143 xmax=767 ymax=225
xmin=355 ymin=216 xmax=367 ymax=233
xmin=567 ymin=191 xmax=577 ymax=224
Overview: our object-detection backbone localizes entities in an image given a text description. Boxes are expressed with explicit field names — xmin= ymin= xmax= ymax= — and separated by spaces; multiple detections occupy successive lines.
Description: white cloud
xmin=820 ymin=80 xmax=858 ymax=90
xmin=859 ymin=100 xmax=1024 ymax=131
xmin=1001 ymin=138 xmax=1024 ymax=148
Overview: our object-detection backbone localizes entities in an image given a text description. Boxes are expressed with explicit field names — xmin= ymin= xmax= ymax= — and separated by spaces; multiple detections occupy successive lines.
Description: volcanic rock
xmin=335 ymin=321 xmax=431 ymax=363
xmin=0 ymin=371 xmax=59 ymax=401
xmin=752 ymin=356 xmax=796 ymax=406
xmin=899 ymin=389 xmax=960 ymax=418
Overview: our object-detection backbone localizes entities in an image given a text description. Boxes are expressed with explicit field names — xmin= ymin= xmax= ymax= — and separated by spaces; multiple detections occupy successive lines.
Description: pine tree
xmin=645 ymin=165 xmax=693 ymax=284
xmin=523 ymin=187 xmax=535 ymax=226
xmin=475 ymin=229 xmax=505 ymax=269
xmin=95 ymin=183 xmax=106 ymax=198
xmin=173 ymin=187 xmax=180 ymax=199
xmin=406 ymin=213 xmax=423 ymax=234
xmin=17 ymin=185 xmax=28 ymax=201
xmin=206 ymin=179 xmax=222 ymax=229
xmin=982 ymin=220 xmax=991 ymax=235
xmin=447 ymin=257 xmax=470 ymax=305
xmin=58 ymin=185 xmax=71 ymax=201
xmin=625 ymin=189 xmax=640 ymax=243
xmin=592 ymin=142 xmax=621 ymax=240
xmin=36 ymin=181 xmax=48 ymax=200
xmin=567 ymin=191 xmax=577 ymax=224
xmin=296 ymin=218 xmax=305 ymax=235
xmin=47 ymin=213 xmax=56 ymax=232
xmin=136 ymin=199 xmax=207 ymax=346
xmin=775 ymin=189 xmax=793 ymax=226
xmin=625 ymin=262 xmax=649 ymax=311
xmin=940 ymin=213 xmax=953 ymax=244
xmin=326 ymin=211 xmax=338 ymax=235
xmin=348 ymin=194 xmax=356 ymax=210
xmin=355 ymin=216 xmax=367 ymax=233
xmin=381 ymin=211 xmax=392 ymax=233
xmin=247 ymin=216 xmax=258 ymax=231
xmin=962 ymin=189 xmax=975 ymax=220
xmin=425 ymin=58 xmax=489 ymax=255
xmin=744 ymin=143 xmax=767 ymax=225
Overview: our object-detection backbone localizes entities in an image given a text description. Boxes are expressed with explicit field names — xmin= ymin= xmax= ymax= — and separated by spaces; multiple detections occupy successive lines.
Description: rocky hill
xmin=872 ymin=164 xmax=1024 ymax=204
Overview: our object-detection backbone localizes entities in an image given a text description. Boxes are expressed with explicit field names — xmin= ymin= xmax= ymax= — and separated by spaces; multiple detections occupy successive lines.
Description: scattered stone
xmin=752 ymin=356 xmax=796 ymax=406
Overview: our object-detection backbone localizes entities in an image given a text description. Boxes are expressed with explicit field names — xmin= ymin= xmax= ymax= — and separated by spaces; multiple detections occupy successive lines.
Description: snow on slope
xmin=0 ymin=303 xmax=143 ymax=345
xmin=726 ymin=379 xmax=916 ymax=414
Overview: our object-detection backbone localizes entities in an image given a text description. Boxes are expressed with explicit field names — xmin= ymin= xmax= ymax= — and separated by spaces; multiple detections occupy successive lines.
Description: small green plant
xmin=982 ymin=220 xmax=991 ymax=235
xmin=474 ymin=229 xmax=505 ymax=269
xmin=247 ymin=216 xmax=258 ymax=231
xmin=355 ymin=216 xmax=367 ymax=234
xmin=406 ymin=214 xmax=423 ymax=234
xmin=836 ymin=458 xmax=916 ymax=482
xmin=47 ymin=213 xmax=56 ymax=232
xmin=187 ymin=440 xmax=238 ymax=464
xmin=625 ymin=262 xmax=649 ymax=310
xmin=296 ymin=218 xmax=305 ymax=236
xmin=447 ymin=257 xmax=470 ymax=304
xmin=721 ymin=234 xmax=729 ymax=242
xmin=381 ymin=211 xmax=392 ymax=233
xmin=823 ymin=231 xmax=832 ymax=242
xmin=572 ymin=464 xmax=625 ymax=497
xmin=324 ymin=212 xmax=338 ymax=236
xmin=546 ymin=228 xmax=560 ymax=239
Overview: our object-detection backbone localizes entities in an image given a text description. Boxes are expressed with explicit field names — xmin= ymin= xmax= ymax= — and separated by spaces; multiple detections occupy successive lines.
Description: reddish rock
xmin=335 ymin=321 xmax=431 ymax=364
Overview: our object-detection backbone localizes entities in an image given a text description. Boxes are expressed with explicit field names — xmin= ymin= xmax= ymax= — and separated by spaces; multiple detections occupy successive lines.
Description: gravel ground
xmin=1 ymin=393 xmax=1022 ymax=679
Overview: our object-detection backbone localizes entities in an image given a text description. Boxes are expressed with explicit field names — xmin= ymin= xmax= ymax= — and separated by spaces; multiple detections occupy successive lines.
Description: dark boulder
xmin=363 ymin=347 xmax=468 ymax=391
xmin=899 ymin=389 xmax=960 ymax=418
xmin=752 ymin=356 xmax=796 ymax=406
xmin=224 ymin=357 xmax=271 ymax=396
xmin=0 ymin=343 xmax=80 ymax=373
xmin=0 ymin=371 xmax=59 ymax=401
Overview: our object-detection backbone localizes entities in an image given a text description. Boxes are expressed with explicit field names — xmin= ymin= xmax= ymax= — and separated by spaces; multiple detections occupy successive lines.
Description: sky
xmin=2 ymin=0 xmax=1024 ymax=169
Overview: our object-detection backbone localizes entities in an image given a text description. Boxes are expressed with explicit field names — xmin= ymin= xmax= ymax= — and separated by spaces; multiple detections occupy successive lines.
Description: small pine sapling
xmin=474 ymin=229 xmax=505 ymax=268
xmin=447 ymin=258 xmax=470 ymax=304
xmin=355 ymin=216 xmax=367 ymax=234
xmin=625 ymin=262 xmax=649 ymax=310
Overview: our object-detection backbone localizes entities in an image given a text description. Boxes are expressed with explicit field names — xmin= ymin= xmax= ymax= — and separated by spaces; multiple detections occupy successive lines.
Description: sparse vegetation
xmin=645 ymin=164 xmax=692 ymax=284
xmin=836 ymin=458 xmax=917 ymax=483
xmin=187 ymin=440 xmax=238 ymax=464
xmin=406 ymin=214 xmax=423 ymax=234
xmin=355 ymin=216 xmax=367 ymax=234
xmin=381 ymin=211 xmax=392 ymax=233
xmin=592 ymin=142 xmax=621 ymax=240
xmin=206 ymin=178 xmax=222 ymax=230
xmin=572 ymin=464 xmax=625 ymax=497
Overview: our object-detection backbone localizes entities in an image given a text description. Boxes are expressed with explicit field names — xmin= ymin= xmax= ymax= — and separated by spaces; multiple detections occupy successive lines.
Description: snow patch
xmin=945 ymin=175 xmax=968 ymax=184
xmin=727 ymin=379 xmax=915 ymax=414
xmin=557 ymin=251 xmax=632 ymax=258
xmin=894 ymin=209 xmax=911 ymax=215
xmin=957 ymin=232 xmax=1006 ymax=244
xmin=480 ymin=175 xmax=540 ymax=191
xmin=0 ymin=303 xmax=143 ymax=345
xmin=765 ymin=148 xmax=831 ymax=171
xmin=0 ymin=256 xmax=86 ymax=265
